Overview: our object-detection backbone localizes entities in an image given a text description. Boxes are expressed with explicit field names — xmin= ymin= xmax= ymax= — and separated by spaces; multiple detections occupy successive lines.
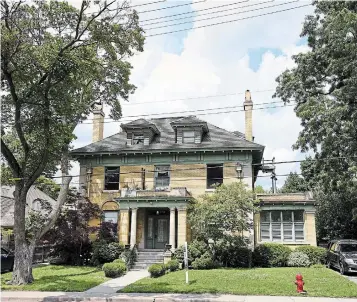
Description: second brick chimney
xmin=244 ymin=90 xmax=253 ymax=141
xmin=92 ymin=102 xmax=104 ymax=143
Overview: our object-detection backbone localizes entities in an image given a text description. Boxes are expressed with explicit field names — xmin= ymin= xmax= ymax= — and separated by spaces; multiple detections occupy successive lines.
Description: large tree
xmin=274 ymin=2 xmax=357 ymax=240
xmin=1 ymin=0 xmax=144 ymax=284
xmin=280 ymin=172 xmax=308 ymax=193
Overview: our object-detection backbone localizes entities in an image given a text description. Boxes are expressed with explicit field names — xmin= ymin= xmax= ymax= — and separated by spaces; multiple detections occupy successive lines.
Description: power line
xmin=142 ymin=0 xmax=271 ymax=26
xmin=146 ymin=3 xmax=312 ymax=37
xmin=78 ymin=104 xmax=294 ymax=125
xmin=129 ymin=0 xmax=166 ymax=8
xmin=87 ymin=100 xmax=284 ymax=121
xmin=144 ymin=1 xmax=297 ymax=31
xmin=140 ymin=0 xmax=248 ymax=23
xmin=137 ymin=0 xmax=206 ymax=14
xmin=120 ymin=89 xmax=275 ymax=106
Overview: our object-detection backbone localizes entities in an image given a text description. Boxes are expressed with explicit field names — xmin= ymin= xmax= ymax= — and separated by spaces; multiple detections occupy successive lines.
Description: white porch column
xmin=130 ymin=208 xmax=138 ymax=248
xmin=169 ymin=207 xmax=176 ymax=251
xmin=177 ymin=207 xmax=187 ymax=247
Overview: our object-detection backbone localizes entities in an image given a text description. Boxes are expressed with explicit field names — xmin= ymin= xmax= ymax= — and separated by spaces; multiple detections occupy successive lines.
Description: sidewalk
xmin=2 ymin=292 xmax=357 ymax=302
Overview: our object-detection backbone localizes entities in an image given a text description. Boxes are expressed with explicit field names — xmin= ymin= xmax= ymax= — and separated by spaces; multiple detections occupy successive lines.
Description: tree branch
xmin=1 ymin=138 xmax=22 ymax=178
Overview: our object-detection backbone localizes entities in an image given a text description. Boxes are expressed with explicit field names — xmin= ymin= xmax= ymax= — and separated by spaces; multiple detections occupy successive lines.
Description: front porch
xmin=115 ymin=192 xmax=191 ymax=250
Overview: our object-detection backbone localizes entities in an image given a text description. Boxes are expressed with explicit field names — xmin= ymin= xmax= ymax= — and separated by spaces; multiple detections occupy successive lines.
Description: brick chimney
xmin=244 ymin=90 xmax=253 ymax=141
xmin=92 ymin=102 xmax=104 ymax=143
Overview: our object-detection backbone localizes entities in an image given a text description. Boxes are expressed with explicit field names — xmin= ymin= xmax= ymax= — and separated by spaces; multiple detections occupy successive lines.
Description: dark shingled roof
xmin=71 ymin=116 xmax=264 ymax=155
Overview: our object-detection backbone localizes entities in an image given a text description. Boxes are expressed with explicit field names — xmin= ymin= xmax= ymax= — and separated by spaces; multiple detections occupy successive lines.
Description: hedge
xmin=253 ymin=243 xmax=292 ymax=267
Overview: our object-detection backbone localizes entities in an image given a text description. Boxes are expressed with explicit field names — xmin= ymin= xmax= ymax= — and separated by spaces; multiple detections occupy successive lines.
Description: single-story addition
xmin=255 ymin=192 xmax=317 ymax=247
xmin=70 ymin=90 xmax=317 ymax=258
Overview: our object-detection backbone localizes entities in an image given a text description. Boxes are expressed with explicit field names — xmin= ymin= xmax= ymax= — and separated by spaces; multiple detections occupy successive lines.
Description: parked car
xmin=1 ymin=247 xmax=14 ymax=273
xmin=326 ymin=239 xmax=357 ymax=275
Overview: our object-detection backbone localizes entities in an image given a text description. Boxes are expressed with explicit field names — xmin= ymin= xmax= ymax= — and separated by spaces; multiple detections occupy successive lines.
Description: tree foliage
xmin=274 ymin=2 xmax=357 ymax=240
xmin=280 ymin=172 xmax=308 ymax=193
xmin=188 ymin=182 xmax=255 ymax=243
xmin=1 ymin=0 xmax=144 ymax=285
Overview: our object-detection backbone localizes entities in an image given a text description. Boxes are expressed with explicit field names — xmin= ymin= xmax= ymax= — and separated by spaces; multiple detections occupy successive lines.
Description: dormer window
xmin=182 ymin=130 xmax=195 ymax=143
xmin=132 ymin=133 xmax=144 ymax=145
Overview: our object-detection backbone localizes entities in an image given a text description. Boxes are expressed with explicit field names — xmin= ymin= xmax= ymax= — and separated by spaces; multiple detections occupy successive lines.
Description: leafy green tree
xmin=254 ymin=185 xmax=268 ymax=194
xmin=1 ymin=0 xmax=143 ymax=284
xmin=188 ymin=182 xmax=255 ymax=244
xmin=274 ymin=2 xmax=357 ymax=240
xmin=280 ymin=172 xmax=308 ymax=193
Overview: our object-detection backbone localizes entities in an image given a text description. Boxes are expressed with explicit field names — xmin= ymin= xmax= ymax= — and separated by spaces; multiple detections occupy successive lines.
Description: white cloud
xmin=71 ymin=0 xmax=314 ymax=190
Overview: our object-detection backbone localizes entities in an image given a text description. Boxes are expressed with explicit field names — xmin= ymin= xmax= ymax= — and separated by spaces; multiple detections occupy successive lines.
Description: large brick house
xmin=71 ymin=91 xmax=317 ymax=252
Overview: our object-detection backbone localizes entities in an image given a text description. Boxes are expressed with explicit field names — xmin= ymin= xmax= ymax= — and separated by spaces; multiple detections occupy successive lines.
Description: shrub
xmin=97 ymin=221 xmax=118 ymax=243
xmin=295 ymin=246 xmax=327 ymax=265
xmin=287 ymin=251 xmax=311 ymax=267
xmin=102 ymin=262 xmax=126 ymax=278
xmin=148 ymin=264 xmax=166 ymax=278
xmin=174 ymin=240 xmax=208 ymax=267
xmin=113 ymin=259 xmax=126 ymax=265
xmin=215 ymin=239 xmax=252 ymax=268
xmin=120 ymin=247 xmax=137 ymax=269
xmin=253 ymin=243 xmax=292 ymax=267
xmin=91 ymin=240 xmax=124 ymax=265
xmin=192 ymin=251 xmax=217 ymax=270
xmin=167 ymin=259 xmax=180 ymax=272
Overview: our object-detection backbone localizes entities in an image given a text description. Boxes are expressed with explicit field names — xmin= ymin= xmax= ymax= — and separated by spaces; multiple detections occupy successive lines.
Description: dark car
xmin=326 ymin=239 xmax=357 ymax=275
xmin=1 ymin=247 xmax=14 ymax=273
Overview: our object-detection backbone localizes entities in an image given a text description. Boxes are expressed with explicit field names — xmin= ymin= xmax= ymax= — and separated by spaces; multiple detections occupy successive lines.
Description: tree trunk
xmin=11 ymin=183 xmax=35 ymax=284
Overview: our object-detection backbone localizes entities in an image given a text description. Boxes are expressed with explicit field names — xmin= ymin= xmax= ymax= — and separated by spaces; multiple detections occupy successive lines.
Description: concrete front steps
xmin=132 ymin=249 xmax=164 ymax=271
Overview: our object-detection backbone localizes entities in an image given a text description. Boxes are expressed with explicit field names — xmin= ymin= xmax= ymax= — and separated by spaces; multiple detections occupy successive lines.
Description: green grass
xmin=1 ymin=265 xmax=109 ymax=292
xmin=120 ymin=267 xmax=357 ymax=297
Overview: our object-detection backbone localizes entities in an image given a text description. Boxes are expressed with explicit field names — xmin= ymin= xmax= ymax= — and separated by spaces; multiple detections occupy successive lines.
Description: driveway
xmin=346 ymin=274 xmax=357 ymax=285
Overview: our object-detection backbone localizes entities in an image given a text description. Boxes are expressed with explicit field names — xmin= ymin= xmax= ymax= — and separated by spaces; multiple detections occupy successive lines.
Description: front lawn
xmin=120 ymin=267 xmax=357 ymax=297
xmin=1 ymin=265 xmax=109 ymax=292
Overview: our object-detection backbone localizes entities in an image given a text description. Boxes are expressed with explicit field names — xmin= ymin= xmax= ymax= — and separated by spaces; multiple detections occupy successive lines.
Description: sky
xmin=69 ymin=0 xmax=314 ymax=190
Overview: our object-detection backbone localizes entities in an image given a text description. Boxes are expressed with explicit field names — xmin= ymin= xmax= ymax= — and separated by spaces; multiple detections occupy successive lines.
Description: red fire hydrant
xmin=295 ymin=273 xmax=307 ymax=294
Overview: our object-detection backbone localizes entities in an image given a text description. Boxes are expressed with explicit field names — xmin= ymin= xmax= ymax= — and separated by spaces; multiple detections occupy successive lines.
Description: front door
xmin=146 ymin=215 xmax=169 ymax=249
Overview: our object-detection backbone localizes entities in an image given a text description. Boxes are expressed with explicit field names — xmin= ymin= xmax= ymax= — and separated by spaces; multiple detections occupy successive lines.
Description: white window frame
xmin=182 ymin=130 xmax=195 ymax=143
xmin=103 ymin=211 xmax=119 ymax=224
xmin=260 ymin=210 xmax=305 ymax=243
xmin=154 ymin=165 xmax=170 ymax=190
xmin=132 ymin=133 xmax=144 ymax=145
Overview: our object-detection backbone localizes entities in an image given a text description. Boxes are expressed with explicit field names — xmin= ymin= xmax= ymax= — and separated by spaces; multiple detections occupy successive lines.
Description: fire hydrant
xmin=295 ymin=273 xmax=307 ymax=294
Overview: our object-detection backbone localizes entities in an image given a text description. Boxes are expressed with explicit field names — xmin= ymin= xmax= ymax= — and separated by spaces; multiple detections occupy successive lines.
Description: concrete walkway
xmin=86 ymin=269 xmax=150 ymax=294
xmin=2 ymin=292 xmax=357 ymax=302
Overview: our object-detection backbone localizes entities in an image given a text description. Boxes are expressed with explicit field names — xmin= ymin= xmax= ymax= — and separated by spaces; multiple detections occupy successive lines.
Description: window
xmin=182 ymin=130 xmax=195 ymax=143
xmin=154 ymin=165 xmax=170 ymax=189
xmin=132 ymin=133 xmax=144 ymax=145
xmin=260 ymin=210 xmax=305 ymax=242
xmin=207 ymin=164 xmax=223 ymax=189
xmin=103 ymin=211 xmax=118 ymax=224
xmin=104 ymin=167 xmax=120 ymax=190
xmin=340 ymin=244 xmax=357 ymax=253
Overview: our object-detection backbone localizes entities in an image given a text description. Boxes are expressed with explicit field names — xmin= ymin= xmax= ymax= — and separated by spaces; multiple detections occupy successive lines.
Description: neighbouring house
xmin=70 ymin=90 xmax=317 ymax=253
xmin=0 ymin=185 xmax=56 ymax=247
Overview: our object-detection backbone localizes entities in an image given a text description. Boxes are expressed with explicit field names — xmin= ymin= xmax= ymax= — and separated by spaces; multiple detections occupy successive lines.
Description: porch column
xmin=177 ymin=207 xmax=187 ymax=247
xmin=130 ymin=208 xmax=138 ymax=248
xmin=119 ymin=209 xmax=129 ymax=244
xmin=169 ymin=207 xmax=176 ymax=251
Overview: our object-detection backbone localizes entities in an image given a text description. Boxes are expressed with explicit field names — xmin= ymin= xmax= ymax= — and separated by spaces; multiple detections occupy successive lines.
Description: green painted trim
xmin=258 ymin=204 xmax=315 ymax=211
xmin=114 ymin=197 xmax=190 ymax=210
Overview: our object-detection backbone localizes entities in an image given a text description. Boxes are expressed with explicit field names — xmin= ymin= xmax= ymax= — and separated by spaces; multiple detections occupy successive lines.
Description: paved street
xmin=2 ymin=292 xmax=357 ymax=302
xmin=346 ymin=274 xmax=357 ymax=285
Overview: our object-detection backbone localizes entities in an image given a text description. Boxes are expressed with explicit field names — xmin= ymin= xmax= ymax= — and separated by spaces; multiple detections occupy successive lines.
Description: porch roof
xmin=114 ymin=196 xmax=191 ymax=210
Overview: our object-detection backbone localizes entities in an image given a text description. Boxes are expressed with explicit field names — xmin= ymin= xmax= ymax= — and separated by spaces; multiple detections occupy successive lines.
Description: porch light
xmin=236 ymin=163 xmax=243 ymax=179
xmin=156 ymin=210 xmax=159 ymax=215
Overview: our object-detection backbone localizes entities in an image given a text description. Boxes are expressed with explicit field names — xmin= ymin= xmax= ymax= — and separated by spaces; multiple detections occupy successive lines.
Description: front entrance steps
xmin=132 ymin=249 xmax=164 ymax=271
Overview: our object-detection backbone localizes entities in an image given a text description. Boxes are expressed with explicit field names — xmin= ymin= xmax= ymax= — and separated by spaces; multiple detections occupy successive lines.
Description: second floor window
xmin=155 ymin=165 xmax=170 ymax=189
xmin=132 ymin=133 xmax=144 ymax=145
xmin=207 ymin=164 xmax=223 ymax=189
xmin=182 ymin=130 xmax=195 ymax=143
xmin=260 ymin=210 xmax=304 ymax=242
xmin=104 ymin=167 xmax=120 ymax=190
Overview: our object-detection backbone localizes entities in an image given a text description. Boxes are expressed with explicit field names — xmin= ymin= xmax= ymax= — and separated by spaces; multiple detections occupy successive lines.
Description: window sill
xmin=102 ymin=190 xmax=120 ymax=193
xmin=205 ymin=189 xmax=216 ymax=192
xmin=259 ymin=241 xmax=307 ymax=245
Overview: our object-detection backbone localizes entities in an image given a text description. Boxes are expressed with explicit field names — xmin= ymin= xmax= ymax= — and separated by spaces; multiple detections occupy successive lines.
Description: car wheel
xmin=339 ymin=261 xmax=346 ymax=275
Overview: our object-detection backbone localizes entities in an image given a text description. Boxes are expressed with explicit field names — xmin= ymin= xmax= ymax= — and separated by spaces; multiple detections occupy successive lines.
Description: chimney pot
xmin=245 ymin=90 xmax=251 ymax=102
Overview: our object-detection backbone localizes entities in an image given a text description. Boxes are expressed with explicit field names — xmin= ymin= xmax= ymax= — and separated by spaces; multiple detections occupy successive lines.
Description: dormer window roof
xmin=121 ymin=119 xmax=160 ymax=146
xmin=170 ymin=116 xmax=209 ymax=132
